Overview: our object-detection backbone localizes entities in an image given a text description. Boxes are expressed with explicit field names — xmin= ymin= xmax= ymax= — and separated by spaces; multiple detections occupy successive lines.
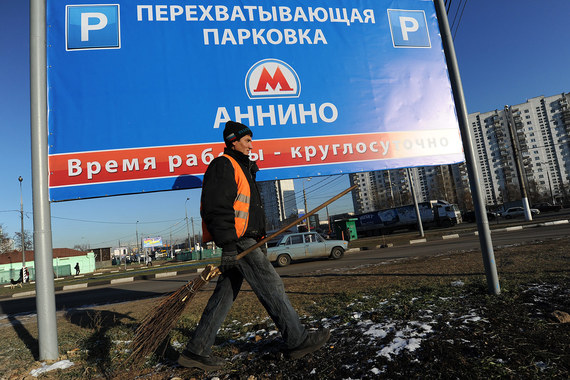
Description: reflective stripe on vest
xmin=202 ymin=154 xmax=251 ymax=243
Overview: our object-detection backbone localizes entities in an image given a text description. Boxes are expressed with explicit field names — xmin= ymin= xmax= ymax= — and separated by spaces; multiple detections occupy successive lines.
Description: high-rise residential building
xmin=349 ymin=166 xmax=459 ymax=214
xmin=468 ymin=93 xmax=570 ymax=207
xmin=258 ymin=179 xmax=298 ymax=231
xmin=349 ymin=92 xmax=570 ymax=213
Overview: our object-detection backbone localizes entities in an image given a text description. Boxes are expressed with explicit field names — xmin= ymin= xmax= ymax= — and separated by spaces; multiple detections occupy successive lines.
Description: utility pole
xmin=18 ymin=176 xmax=26 ymax=267
xmin=505 ymin=105 xmax=532 ymax=221
xmin=386 ymin=171 xmax=396 ymax=208
xmin=136 ymin=221 xmax=139 ymax=253
xmin=546 ymin=170 xmax=555 ymax=204
xmin=407 ymin=168 xmax=424 ymax=237
xmin=302 ymin=180 xmax=311 ymax=231
xmin=185 ymin=198 xmax=191 ymax=250
xmin=326 ymin=205 xmax=331 ymax=234
xmin=191 ymin=217 xmax=196 ymax=250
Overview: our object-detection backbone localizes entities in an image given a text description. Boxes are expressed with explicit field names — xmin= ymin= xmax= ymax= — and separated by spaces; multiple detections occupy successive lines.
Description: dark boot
xmin=288 ymin=327 xmax=330 ymax=359
xmin=177 ymin=350 xmax=226 ymax=371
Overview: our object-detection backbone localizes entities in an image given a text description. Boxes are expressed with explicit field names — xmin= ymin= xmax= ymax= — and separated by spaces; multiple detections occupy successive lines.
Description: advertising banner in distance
xmin=46 ymin=0 xmax=464 ymax=201
xmin=143 ymin=237 xmax=163 ymax=248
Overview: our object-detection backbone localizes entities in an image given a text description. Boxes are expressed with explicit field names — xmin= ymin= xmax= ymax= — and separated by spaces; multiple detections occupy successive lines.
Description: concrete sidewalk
xmin=1 ymin=259 xmax=213 ymax=300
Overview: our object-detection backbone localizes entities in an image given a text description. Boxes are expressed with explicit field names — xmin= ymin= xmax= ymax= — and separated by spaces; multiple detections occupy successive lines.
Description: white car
xmin=267 ymin=232 xmax=348 ymax=267
xmin=500 ymin=207 xmax=540 ymax=219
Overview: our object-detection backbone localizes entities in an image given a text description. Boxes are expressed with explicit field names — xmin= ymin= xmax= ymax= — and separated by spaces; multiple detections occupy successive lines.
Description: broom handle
xmin=234 ymin=184 xmax=357 ymax=261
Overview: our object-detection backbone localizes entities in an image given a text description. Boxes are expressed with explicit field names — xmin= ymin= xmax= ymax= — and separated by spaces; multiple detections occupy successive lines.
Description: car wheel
xmin=276 ymin=254 xmax=291 ymax=267
xmin=330 ymin=247 xmax=344 ymax=260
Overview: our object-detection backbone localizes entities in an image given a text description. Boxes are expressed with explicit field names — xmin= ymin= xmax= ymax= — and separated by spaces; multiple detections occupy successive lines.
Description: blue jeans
xmin=186 ymin=238 xmax=308 ymax=356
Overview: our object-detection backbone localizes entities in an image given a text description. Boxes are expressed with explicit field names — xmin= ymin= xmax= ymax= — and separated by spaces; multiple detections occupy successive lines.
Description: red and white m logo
xmin=246 ymin=59 xmax=301 ymax=99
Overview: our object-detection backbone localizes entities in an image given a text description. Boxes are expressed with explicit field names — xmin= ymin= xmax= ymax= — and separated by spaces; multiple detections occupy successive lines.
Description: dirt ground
xmin=1 ymin=235 xmax=568 ymax=379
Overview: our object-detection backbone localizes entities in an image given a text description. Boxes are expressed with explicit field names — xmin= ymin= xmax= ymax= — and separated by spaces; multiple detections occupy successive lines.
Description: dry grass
xmin=0 ymin=236 xmax=568 ymax=379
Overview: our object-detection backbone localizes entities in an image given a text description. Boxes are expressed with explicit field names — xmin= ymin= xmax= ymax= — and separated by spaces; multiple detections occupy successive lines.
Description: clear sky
xmin=1 ymin=1 xmax=569 ymax=249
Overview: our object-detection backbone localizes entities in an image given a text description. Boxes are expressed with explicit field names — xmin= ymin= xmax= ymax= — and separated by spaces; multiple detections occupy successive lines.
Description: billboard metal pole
xmin=433 ymin=0 xmax=500 ymax=295
xmin=30 ymin=0 xmax=59 ymax=359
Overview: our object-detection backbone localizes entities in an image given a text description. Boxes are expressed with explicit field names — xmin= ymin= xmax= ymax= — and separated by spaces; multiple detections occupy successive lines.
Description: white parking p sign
xmin=66 ymin=4 xmax=120 ymax=50
xmin=387 ymin=9 xmax=431 ymax=48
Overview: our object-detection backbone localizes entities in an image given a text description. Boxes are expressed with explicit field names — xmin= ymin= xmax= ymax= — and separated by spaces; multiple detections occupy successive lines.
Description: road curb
xmin=348 ymin=218 xmax=570 ymax=250
xmin=2 ymin=266 xmax=201 ymax=300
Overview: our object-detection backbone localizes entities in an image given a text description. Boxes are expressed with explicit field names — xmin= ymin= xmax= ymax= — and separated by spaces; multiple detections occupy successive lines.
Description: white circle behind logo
xmin=245 ymin=59 xmax=301 ymax=99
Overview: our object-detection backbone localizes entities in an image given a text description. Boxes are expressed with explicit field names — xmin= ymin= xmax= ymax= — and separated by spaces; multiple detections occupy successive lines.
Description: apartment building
xmin=469 ymin=93 xmax=570 ymax=206
xmin=350 ymin=92 xmax=570 ymax=213
xmin=258 ymin=179 xmax=298 ymax=231
xmin=349 ymin=165 xmax=460 ymax=214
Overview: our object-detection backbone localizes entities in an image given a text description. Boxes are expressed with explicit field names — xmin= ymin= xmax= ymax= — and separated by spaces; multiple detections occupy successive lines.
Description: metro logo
xmin=254 ymin=67 xmax=294 ymax=93
xmin=246 ymin=59 xmax=300 ymax=99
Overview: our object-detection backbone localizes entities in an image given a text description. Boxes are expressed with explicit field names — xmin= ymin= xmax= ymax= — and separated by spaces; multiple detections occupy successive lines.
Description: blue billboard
xmin=47 ymin=0 xmax=463 ymax=201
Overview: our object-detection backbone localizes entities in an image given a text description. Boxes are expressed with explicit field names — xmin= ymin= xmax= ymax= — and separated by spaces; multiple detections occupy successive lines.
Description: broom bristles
xmin=127 ymin=264 xmax=220 ymax=366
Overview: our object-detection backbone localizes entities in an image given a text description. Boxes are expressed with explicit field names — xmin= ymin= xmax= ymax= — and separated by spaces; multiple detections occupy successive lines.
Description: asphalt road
xmin=1 ymin=220 xmax=568 ymax=318
xmin=278 ymin=219 xmax=570 ymax=274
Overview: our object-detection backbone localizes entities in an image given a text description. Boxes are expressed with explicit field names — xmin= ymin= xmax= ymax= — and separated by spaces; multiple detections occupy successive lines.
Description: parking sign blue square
xmin=66 ymin=5 xmax=120 ymax=51
xmin=387 ymin=9 xmax=431 ymax=48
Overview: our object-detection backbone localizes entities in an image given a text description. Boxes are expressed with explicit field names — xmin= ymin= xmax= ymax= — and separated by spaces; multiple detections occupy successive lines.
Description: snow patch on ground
xmin=30 ymin=360 xmax=74 ymax=377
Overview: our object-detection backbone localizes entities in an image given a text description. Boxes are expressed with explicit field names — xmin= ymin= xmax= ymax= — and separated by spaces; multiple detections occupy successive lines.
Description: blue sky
xmin=1 ymin=1 xmax=569 ymax=249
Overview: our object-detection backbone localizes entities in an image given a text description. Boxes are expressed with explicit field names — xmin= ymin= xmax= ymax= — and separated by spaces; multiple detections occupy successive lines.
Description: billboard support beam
xmin=433 ymin=0 xmax=500 ymax=295
xmin=30 ymin=0 xmax=59 ymax=359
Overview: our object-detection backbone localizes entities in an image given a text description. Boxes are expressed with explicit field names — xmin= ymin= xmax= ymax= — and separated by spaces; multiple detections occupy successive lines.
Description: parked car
xmin=267 ymin=232 xmax=348 ymax=267
xmin=534 ymin=203 xmax=562 ymax=213
xmin=500 ymin=207 xmax=540 ymax=219
xmin=461 ymin=210 xmax=498 ymax=223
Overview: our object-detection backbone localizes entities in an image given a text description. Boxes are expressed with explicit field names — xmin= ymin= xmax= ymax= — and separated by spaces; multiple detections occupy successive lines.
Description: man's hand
xmin=220 ymin=250 xmax=237 ymax=273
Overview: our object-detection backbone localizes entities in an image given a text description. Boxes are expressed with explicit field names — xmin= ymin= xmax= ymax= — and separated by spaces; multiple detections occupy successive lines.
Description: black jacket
xmin=201 ymin=148 xmax=266 ymax=252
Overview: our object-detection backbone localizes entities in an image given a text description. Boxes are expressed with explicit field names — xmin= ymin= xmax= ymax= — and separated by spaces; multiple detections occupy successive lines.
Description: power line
xmin=445 ymin=0 xmax=468 ymax=40
xmin=280 ymin=174 xmax=345 ymax=206
xmin=50 ymin=215 xmax=181 ymax=225
xmin=452 ymin=0 xmax=468 ymax=39
xmin=445 ymin=0 xmax=453 ymax=14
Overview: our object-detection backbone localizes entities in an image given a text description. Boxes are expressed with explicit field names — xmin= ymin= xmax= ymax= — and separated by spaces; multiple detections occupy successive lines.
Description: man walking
xmin=177 ymin=121 xmax=330 ymax=370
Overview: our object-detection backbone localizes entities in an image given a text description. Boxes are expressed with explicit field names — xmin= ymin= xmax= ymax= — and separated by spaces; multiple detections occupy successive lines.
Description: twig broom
xmin=126 ymin=184 xmax=356 ymax=367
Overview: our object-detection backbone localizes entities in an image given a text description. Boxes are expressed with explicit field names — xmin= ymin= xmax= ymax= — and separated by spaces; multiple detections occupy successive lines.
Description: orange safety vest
xmin=202 ymin=154 xmax=251 ymax=243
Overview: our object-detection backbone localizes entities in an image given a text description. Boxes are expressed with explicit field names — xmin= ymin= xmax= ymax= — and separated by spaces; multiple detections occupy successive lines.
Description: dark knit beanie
xmin=223 ymin=121 xmax=253 ymax=147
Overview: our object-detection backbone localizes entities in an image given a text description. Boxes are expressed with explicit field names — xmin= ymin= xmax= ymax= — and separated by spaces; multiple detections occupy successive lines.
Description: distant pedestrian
xmin=146 ymin=255 xmax=152 ymax=266
xmin=75 ymin=262 xmax=80 ymax=275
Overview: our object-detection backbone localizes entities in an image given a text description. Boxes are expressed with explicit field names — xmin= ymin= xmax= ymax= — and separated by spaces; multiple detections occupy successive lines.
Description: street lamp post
xmin=136 ymin=220 xmax=139 ymax=253
xmin=185 ymin=198 xmax=191 ymax=251
xmin=191 ymin=217 xmax=196 ymax=250
xmin=302 ymin=178 xmax=311 ymax=231
xmin=18 ymin=176 xmax=25 ymax=267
